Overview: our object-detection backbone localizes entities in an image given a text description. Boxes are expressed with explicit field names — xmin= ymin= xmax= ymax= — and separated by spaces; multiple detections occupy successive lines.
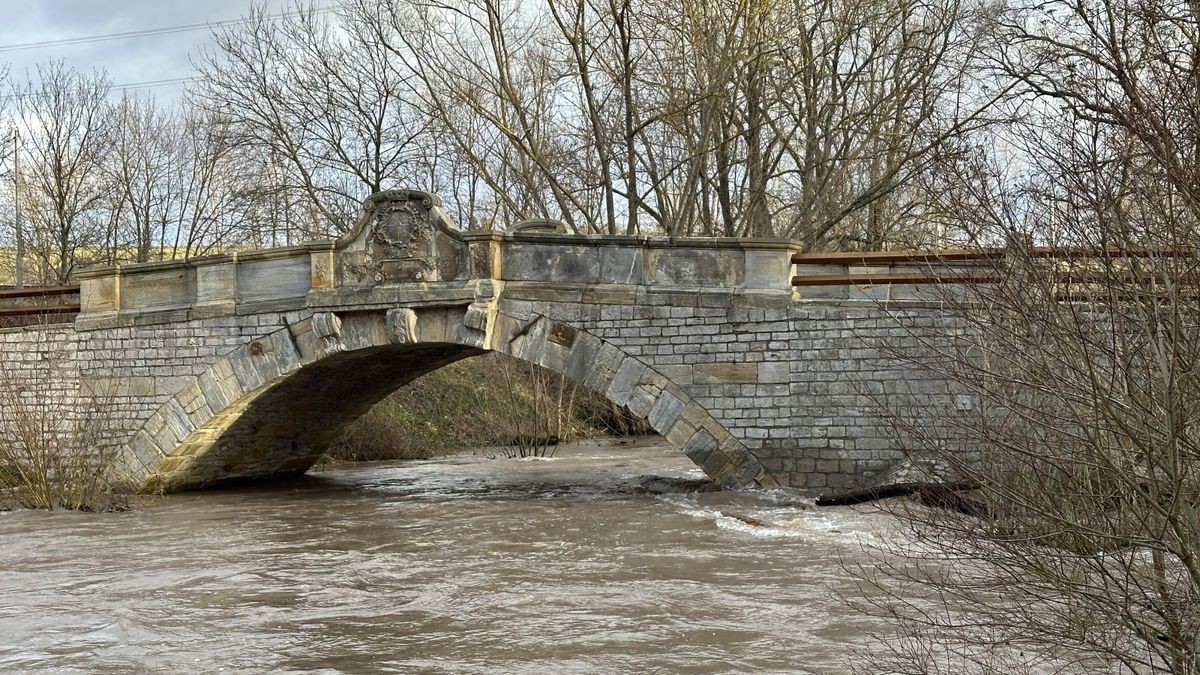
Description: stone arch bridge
xmin=0 ymin=190 xmax=977 ymax=493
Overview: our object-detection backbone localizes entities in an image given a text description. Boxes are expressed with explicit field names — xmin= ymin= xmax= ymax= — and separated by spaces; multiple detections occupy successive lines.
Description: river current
xmin=0 ymin=437 xmax=899 ymax=674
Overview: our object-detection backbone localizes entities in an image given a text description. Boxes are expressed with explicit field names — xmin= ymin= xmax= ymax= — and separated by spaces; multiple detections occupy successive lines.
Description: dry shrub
xmin=847 ymin=2 xmax=1200 ymax=667
xmin=0 ymin=328 xmax=126 ymax=512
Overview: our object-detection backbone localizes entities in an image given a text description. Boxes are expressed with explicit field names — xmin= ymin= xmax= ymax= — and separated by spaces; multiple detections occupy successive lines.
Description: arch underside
xmin=119 ymin=305 xmax=771 ymax=493
xmin=146 ymin=343 xmax=482 ymax=491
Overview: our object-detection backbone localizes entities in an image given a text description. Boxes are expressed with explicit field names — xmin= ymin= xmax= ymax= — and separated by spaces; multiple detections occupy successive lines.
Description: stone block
xmin=468 ymin=240 xmax=502 ymax=279
xmin=581 ymin=341 xmax=625 ymax=393
xmin=693 ymin=362 xmax=758 ymax=384
xmin=745 ymin=249 xmax=792 ymax=289
xmin=536 ymin=339 xmax=573 ymax=374
xmin=562 ymin=332 xmax=602 ymax=384
xmin=663 ymin=418 xmax=696 ymax=449
xmin=127 ymin=430 xmax=163 ymax=469
xmin=309 ymin=248 xmax=335 ymax=288
xmin=509 ymin=315 xmax=551 ymax=364
xmin=120 ymin=266 xmax=194 ymax=313
xmin=162 ymin=397 xmax=196 ymax=440
xmin=237 ymin=254 xmax=311 ymax=304
xmin=266 ymin=329 xmax=302 ymax=374
xmin=228 ymin=351 xmax=266 ymax=392
xmin=605 ymin=358 xmax=646 ymax=407
xmin=657 ymin=365 xmax=692 ymax=385
xmin=757 ymin=361 xmax=790 ymax=384
xmin=416 ymin=307 xmax=452 ymax=344
xmin=195 ymin=258 xmax=237 ymax=307
xmin=110 ymin=447 xmax=151 ymax=488
xmin=387 ymin=308 xmax=420 ymax=344
xmin=647 ymin=391 xmax=685 ymax=433
xmin=599 ymin=248 xmax=643 ymax=285
xmin=502 ymin=243 xmax=601 ymax=283
xmin=649 ymin=248 xmax=745 ymax=288
xmin=681 ymin=428 xmax=719 ymax=466
xmin=581 ymin=285 xmax=637 ymax=305
xmin=339 ymin=313 xmax=387 ymax=351
xmin=624 ymin=386 xmax=657 ymax=418
xmin=80 ymin=274 xmax=119 ymax=314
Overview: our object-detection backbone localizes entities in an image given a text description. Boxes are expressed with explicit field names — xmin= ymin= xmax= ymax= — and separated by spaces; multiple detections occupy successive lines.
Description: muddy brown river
xmin=0 ymin=437 xmax=900 ymax=673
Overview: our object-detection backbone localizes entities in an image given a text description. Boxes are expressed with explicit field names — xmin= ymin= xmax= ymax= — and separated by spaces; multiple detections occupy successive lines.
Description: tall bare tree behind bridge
xmin=13 ymin=62 xmax=113 ymax=284
xmin=185 ymin=0 xmax=999 ymax=246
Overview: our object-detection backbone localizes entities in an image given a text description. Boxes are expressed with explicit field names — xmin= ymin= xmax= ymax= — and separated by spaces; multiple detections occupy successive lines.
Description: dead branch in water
xmin=815 ymin=479 xmax=982 ymax=507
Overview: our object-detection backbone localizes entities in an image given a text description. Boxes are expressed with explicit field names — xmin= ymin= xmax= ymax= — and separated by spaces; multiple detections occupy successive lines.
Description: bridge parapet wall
xmin=75 ymin=191 xmax=801 ymax=327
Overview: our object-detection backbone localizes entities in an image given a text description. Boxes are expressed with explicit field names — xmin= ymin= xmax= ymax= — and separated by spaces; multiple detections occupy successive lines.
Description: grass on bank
xmin=325 ymin=352 xmax=648 ymax=463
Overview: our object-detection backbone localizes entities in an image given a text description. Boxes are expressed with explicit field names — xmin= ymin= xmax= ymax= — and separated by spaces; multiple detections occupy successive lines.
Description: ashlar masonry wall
xmin=494 ymin=293 xmax=971 ymax=490
xmin=0 ymin=323 xmax=82 ymax=456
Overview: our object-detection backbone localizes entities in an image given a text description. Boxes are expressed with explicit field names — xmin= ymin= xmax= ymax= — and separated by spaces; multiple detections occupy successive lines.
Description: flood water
xmin=0 ymin=437 xmax=901 ymax=674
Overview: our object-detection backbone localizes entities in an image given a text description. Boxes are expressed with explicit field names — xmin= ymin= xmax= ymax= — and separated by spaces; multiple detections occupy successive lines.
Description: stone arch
xmin=113 ymin=301 xmax=769 ymax=493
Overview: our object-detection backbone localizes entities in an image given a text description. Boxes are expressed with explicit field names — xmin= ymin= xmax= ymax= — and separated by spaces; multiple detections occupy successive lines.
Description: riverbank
xmin=326 ymin=352 xmax=647 ymax=462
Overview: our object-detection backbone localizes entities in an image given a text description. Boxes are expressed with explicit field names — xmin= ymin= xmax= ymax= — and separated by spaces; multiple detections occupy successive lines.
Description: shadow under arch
xmin=114 ymin=306 xmax=770 ymax=493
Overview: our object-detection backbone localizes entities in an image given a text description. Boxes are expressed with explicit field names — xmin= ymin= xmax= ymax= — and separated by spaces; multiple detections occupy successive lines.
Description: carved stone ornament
xmin=335 ymin=190 xmax=468 ymax=286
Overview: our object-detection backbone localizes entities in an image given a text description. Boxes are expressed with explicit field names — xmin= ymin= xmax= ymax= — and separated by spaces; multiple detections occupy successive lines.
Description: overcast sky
xmin=0 ymin=0 xmax=295 ymax=100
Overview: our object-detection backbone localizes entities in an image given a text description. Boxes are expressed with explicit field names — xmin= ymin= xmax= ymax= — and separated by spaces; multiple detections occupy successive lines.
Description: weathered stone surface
xmin=649 ymin=248 xmax=744 ymax=287
xmin=580 ymin=341 xmax=625 ymax=393
xmin=387 ymin=308 xmax=419 ymax=344
xmin=757 ymin=362 xmax=790 ymax=384
xmin=606 ymin=358 xmax=648 ymax=407
xmin=120 ymin=266 xmax=193 ymax=312
xmin=745 ymin=249 xmax=792 ymax=289
xmin=657 ymin=365 xmax=693 ymax=385
xmin=693 ymin=362 xmax=758 ymax=384
xmin=562 ymin=332 xmax=602 ymax=384
xmin=502 ymin=243 xmax=602 ymax=283
xmin=682 ymin=428 xmax=719 ymax=466
xmin=647 ymin=391 xmax=685 ymax=433
xmin=237 ymin=255 xmax=310 ymax=304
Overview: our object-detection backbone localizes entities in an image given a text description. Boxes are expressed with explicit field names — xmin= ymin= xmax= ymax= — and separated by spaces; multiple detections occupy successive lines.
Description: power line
xmin=112 ymin=76 xmax=199 ymax=91
xmin=0 ymin=76 xmax=200 ymax=102
xmin=0 ymin=6 xmax=335 ymax=54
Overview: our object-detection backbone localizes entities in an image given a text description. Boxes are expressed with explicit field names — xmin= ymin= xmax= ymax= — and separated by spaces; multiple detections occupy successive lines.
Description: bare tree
xmin=193 ymin=2 xmax=429 ymax=238
xmin=0 ymin=326 xmax=123 ymax=512
xmin=13 ymin=63 xmax=113 ymax=283
xmin=106 ymin=94 xmax=177 ymax=263
xmin=168 ymin=109 xmax=264 ymax=257
xmin=846 ymin=1 xmax=1200 ymax=671
xmin=352 ymin=0 xmax=999 ymax=243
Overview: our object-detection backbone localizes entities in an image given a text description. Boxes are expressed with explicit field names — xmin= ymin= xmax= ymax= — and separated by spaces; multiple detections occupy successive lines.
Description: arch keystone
xmin=386 ymin=308 xmax=419 ymax=344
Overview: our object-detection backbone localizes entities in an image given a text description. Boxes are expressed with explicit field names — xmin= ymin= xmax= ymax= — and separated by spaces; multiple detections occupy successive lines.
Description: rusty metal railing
xmin=0 ymin=285 xmax=81 ymax=320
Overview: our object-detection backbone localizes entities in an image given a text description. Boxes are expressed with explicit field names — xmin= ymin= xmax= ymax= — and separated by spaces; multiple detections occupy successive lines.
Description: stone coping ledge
xmin=307 ymin=283 xmax=478 ymax=311
xmin=75 ymin=243 xmax=333 ymax=278
xmin=75 ymin=234 xmax=804 ymax=280
xmin=0 ymin=321 xmax=75 ymax=336
xmin=459 ymin=231 xmax=804 ymax=251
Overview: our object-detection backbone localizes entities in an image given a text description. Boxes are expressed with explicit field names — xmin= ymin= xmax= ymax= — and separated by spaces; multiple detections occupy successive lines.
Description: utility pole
xmin=12 ymin=129 xmax=23 ymax=288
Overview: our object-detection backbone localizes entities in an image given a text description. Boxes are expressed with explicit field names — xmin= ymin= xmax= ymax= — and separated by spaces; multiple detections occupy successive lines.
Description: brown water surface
xmin=0 ymin=437 xmax=897 ymax=674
